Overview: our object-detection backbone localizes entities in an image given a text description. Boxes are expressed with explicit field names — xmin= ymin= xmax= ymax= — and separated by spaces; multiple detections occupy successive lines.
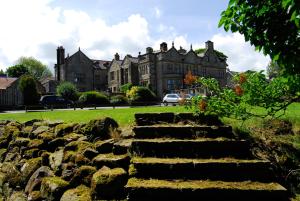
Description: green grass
xmin=1 ymin=103 xmax=300 ymax=129
xmin=0 ymin=106 xmax=187 ymax=127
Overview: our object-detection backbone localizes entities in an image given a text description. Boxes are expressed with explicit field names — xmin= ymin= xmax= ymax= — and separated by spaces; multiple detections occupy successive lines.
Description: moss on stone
xmin=91 ymin=166 xmax=127 ymax=199
xmin=70 ymin=166 xmax=97 ymax=187
xmin=23 ymin=148 xmax=39 ymax=159
xmin=40 ymin=176 xmax=69 ymax=200
xmin=37 ymin=132 xmax=55 ymax=142
xmin=21 ymin=157 xmax=42 ymax=186
xmin=128 ymin=164 xmax=137 ymax=177
xmin=0 ymin=148 xmax=7 ymax=162
xmin=55 ymin=123 xmax=78 ymax=137
xmin=65 ymin=141 xmax=94 ymax=153
xmin=12 ymin=137 xmax=31 ymax=147
xmin=60 ymin=185 xmax=92 ymax=201
xmin=7 ymin=191 xmax=27 ymax=201
xmin=63 ymin=133 xmax=85 ymax=143
xmin=27 ymin=139 xmax=44 ymax=149
xmin=0 ymin=162 xmax=22 ymax=187
xmin=63 ymin=151 xmax=77 ymax=163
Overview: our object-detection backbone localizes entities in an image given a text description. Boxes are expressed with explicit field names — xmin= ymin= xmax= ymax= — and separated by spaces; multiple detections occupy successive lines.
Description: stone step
xmin=133 ymin=125 xmax=234 ymax=139
xmin=130 ymin=139 xmax=251 ymax=159
xmin=126 ymin=178 xmax=288 ymax=201
xmin=130 ymin=157 xmax=275 ymax=182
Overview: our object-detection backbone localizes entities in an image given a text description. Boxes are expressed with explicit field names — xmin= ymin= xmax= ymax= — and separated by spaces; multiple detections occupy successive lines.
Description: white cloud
xmin=0 ymin=0 xmax=152 ymax=71
xmin=211 ymin=33 xmax=270 ymax=72
xmin=154 ymin=7 xmax=162 ymax=19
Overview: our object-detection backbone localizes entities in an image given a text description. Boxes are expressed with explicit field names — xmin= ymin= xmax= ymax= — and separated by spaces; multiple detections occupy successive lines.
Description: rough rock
xmin=94 ymin=139 xmax=114 ymax=153
xmin=60 ymin=185 xmax=92 ymax=201
xmin=49 ymin=148 xmax=64 ymax=172
xmin=91 ymin=166 xmax=127 ymax=199
xmin=25 ymin=166 xmax=54 ymax=194
xmin=0 ymin=162 xmax=22 ymax=187
xmin=20 ymin=157 xmax=42 ymax=186
xmin=55 ymin=123 xmax=78 ymax=137
xmin=7 ymin=191 xmax=27 ymax=201
xmin=81 ymin=117 xmax=119 ymax=141
xmin=40 ymin=176 xmax=69 ymax=200
xmin=32 ymin=126 xmax=50 ymax=136
xmin=70 ymin=165 xmax=96 ymax=187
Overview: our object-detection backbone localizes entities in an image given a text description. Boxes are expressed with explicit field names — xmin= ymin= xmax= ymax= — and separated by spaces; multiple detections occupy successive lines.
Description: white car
xmin=162 ymin=94 xmax=183 ymax=106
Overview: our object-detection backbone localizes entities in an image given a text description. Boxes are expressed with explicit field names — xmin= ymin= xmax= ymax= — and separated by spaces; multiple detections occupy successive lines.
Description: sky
xmin=0 ymin=0 xmax=270 ymax=73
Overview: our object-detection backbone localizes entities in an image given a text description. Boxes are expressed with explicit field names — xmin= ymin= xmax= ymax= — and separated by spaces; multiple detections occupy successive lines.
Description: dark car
xmin=40 ymin=95 xmax=73 ymax=108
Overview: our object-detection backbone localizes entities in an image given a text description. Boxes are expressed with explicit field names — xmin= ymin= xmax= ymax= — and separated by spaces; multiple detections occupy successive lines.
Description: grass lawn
xmin=0 ymin=106 xmax=187 ymax=127
xmin=0 ymin=103 xmax=299 ymax=129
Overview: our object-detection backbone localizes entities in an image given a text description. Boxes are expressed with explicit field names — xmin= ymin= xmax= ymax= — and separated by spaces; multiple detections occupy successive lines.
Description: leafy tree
xmin=56 ymin=82 xmax=79 ymax=101
xmin=120 ymin=83 xmax=133 ymax=93
xmin=16 ymin=57 xmax=52 ymax=80
xmin=184 ymin=70 xmax=198 ymax=85
xmin=6 ymin=64 xmax=29 ymax=77
xmin=18 ymin=75 xmax=40 ymax=105
xmin=189 ymin=72 xmax=300 ymax=121
xmin=267 ymin=61 xmax=282 ymax=79
xmin=126 ymin=86 xmax=157 ymax=103
xmin=79 ymin=91 xmax=109 ymax=105
xmin=219 ymin=0 xmax=300 ymax=74
xmin=0 ymin=69 xmax=5 ymax=74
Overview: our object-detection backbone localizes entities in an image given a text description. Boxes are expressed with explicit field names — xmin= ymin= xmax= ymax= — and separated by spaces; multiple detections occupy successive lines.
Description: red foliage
xmin=199 ymin=100 xmax=207 ymax=111
xmin=184 ymin=70 xmax=197 ymax=85
xmin=239 ymin=73 xmax=247 ymax=84
xmin=235 ymin=85 xmax=244 ymax=96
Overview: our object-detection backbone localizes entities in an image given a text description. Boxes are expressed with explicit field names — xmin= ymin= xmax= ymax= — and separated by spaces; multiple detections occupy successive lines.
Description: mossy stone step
xmin=133 ymin=125 xmax=234 ymax=139
xmin=129 ymin=157 xmax=274 ymax=182
xmin=126 ymin=178 xmax=288 ymax=201
xmin=130 ymin=139 xmax=251 ymax=159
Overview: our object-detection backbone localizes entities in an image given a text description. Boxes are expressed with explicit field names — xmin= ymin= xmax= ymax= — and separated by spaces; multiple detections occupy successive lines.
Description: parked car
xmin=40 ymin=95 xmax=73 ymax=108
xmin=162 ymin=94 xmax=183 ymax=106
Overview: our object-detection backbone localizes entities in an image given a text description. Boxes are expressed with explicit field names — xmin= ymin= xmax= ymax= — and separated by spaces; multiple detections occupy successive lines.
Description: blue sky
xmin=0 ymin=0 xmax=269 ymax=73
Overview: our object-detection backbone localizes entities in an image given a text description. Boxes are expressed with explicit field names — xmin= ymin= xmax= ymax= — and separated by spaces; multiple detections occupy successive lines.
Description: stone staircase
xmin=125 ymin=113 xmax=288 ymax=201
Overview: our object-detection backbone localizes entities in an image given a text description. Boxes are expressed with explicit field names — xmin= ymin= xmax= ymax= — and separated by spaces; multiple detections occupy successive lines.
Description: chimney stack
xmin=114 ymin=53 xmax=120 ymax=60
xmin=56 ymin=46 xmax=65 ymax=81
xmin=160 ymin=42 xmax=168 ymax=52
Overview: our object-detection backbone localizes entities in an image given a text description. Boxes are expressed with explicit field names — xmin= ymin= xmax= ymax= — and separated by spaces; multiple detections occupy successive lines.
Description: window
xmin=124 ymin=69 xmax=129 ymax=83
xmin=74 ymin=73 xmax=86 ymax=84
xmin=110 ymin=72 xmax=115 ymax=80
xmin=167 ymin=79 xmax=182 ymax=90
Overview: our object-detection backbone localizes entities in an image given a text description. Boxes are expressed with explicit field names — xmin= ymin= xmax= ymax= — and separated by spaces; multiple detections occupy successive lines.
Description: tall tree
xmin=16 ymin=57 xmax=52 ymax=80
xmin=6 ymin=64 xmax=29 ymax=77
xmin=0 ymin=69 xmax=4 ymax=74
xmin=267 ymin=61 xmax=282 ymax=79
xmin=18 ymin=75 xmax=39 ymax=105
xmin=219 ymin=0 xmax=300 ymax=74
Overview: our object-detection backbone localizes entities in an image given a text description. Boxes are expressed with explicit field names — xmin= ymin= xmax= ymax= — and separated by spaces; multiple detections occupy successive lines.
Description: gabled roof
xmin=92 ymin=60 xmax=111 ymax=70
xmin=0 ymin=77 xmax=18 ymax=90
xmin=65 ymin=49 xmax=93 ymax=64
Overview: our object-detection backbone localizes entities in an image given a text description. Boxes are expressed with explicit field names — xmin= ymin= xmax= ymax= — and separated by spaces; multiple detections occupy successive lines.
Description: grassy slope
xmin=0 ymin=106 xmax=187 ymax=126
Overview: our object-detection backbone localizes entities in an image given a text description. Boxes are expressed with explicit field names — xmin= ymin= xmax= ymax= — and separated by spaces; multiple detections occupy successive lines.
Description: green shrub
xmin=120 ymin=83 xmax=133 ymax=93
xmin=79 ymin=91 xmax=109 ymax=105
xmin=126 ymin=86 xmax=157 ymax=103
xmin=56 ymin=82 xmax=78 ymax=101
xmin=110 ymin=95 xmax=128 ymax=105
xmin=18 ymin=75 xmax=39 ymax=105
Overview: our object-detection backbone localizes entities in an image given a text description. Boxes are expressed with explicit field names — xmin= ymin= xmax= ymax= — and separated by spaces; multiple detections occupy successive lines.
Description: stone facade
xmin=56 ymin=41 xmax=227 ymax=98
xmin=108 ymin=54 xmax=139 ymax=92
xmin=108 ymin=41 xmax=227 ymax=98
xmin=54 ymin=47 xmax=110 ymax=92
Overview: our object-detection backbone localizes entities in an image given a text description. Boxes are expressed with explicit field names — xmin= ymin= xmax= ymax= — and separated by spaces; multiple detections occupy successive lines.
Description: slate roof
xmin=92 ymin=60 xmax=111 ymax=70
xmin=0 ymin=77 xmax=17 ymax=90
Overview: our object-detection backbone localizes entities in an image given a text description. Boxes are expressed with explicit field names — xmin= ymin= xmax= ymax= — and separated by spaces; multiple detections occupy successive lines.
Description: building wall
xmin=94 ymin=69 xmax=108 ymax=91
xmin=0 ymin=81 xmax=23 ymax=106
xmin=108 ymin=60 xmax=123 ymax=92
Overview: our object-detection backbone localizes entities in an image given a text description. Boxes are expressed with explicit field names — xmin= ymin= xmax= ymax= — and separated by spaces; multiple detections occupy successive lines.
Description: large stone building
xmin=108 ymin=41 xmax=227 ymax=98
xmin=54 ymin=40 xmax=227 ymax=99
xmin=55 ymin=47 xmax=110 ymax=92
